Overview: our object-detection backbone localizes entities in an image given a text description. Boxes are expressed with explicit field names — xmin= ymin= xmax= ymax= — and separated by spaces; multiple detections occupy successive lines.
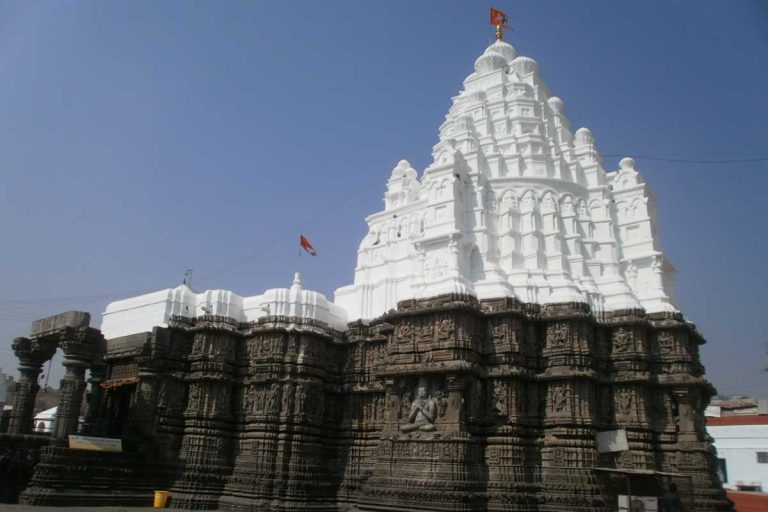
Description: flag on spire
xmin=490 ymin=7 xmax=510 ymax=28
xmin=300 ymin=235 xmax=317 ymax=256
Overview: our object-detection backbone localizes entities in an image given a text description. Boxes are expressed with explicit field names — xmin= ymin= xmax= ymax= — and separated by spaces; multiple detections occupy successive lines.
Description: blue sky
xmin=1 ymin=1 xmax=766 ymax=396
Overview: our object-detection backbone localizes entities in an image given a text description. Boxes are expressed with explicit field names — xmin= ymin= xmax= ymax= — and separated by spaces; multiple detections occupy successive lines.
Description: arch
xmin=631 ymin=197 xmax=645 ymax=219
xmin=469 ymin=247 xmax=484 ymax=281
xmin=575 ymin=199 xmax=589 ymax=219
xmin=520 ymin=189 xmax=538 ymax=212
xmin=589 ymin=199 xmax=604 ymax=220
xmin=499 ymin=189 xmax=519 ymax=211
xmin=560 ymin=194 xmax=575 ymax=216
xmin=540 ymin=190 xmax=558 ymax=214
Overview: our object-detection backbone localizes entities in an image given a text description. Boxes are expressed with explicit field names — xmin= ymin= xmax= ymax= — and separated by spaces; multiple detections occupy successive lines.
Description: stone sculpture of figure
xmin=400 ymin=379 xmax=436 ymax=432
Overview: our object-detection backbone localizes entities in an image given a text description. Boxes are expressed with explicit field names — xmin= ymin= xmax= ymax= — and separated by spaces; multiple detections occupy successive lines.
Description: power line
xmin=0 ymin=153 xmax=764 ymax=312
xmin=602 ymin=154 xmax=768 ymax=164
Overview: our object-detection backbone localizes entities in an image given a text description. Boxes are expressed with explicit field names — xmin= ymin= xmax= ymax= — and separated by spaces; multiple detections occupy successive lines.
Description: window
xmin=757 ymin=452 xmax=768 ymax=463
xmin=716 ymin=458 xmax=728 ymax=484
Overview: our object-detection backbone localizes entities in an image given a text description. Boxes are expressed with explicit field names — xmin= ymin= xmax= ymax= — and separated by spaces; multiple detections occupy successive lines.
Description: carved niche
xmin=612 ymin=327 xmax=635 ymax=354
xmin=547 ymin=322 xmax=569 ymax=349
xmin=656 ymin=331 xmax=676 ymax=355
xmin=489 ymin=379 xmax=508 ymax=417
xmin=616 ymin=386 xmax=634 ymax=419
xmin=435 ymin=318 xmax=455 ymax=341
xmin=548 ymin=382 xmax=572 ymax=416
xmin=397 ymin=376 xmax=448 ymax=433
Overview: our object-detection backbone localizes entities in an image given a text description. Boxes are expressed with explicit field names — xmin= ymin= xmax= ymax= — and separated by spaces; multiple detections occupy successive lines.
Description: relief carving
xmin=657 ymin=331 xmax=676 ymax=355
xmin=618 ymin=388 xmax=633 ymax=417
xmin=400 ymin=378 xmax=436 ymax=433
xmin=436 ymin=318 xmax=455 ymax=340
xmin=548 ymin=323 xmax=568 ymax=348
xmin=613 ymin=327 xmax=634 ymax=354
xmin=491 ymin=380 xmax=507 ymax=416
xmin=550 ymin=384 xmax=571 ymax=414
xmin=491 ymin=324 xmax=508 ymax=344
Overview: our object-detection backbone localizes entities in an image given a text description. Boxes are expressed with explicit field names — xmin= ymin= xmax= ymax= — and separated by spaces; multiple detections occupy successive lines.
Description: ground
xmin=0 ymin=507 xmax=177 ymax=512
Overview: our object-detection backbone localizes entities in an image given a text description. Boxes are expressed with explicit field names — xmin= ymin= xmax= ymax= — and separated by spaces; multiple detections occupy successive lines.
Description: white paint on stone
xmin=101 ymin=273 xmax=348 ymax=339
xmin=335 ymin=40 xmax=678 ymax=320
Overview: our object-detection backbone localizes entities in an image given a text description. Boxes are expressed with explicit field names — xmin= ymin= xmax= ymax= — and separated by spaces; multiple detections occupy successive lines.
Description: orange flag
xmin=300 ymin=235 xmax=317 ymax=256
xmin=490 ymin=7 xmax=510 ymax=28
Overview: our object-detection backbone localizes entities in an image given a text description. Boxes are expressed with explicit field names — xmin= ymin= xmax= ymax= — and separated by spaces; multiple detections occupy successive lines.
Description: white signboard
xmin=68 ymin=435 xmax=123 ymax=452
xmin=619 ymin=495 xmax=658 ymax=511
xmin=596 ymin=429 xmax=629 ymax=453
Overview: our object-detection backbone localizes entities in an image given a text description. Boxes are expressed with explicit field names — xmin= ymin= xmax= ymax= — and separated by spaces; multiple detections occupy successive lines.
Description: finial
xmin=292 ymin=272 xmax=302 ymax=290
xmin=490 ymin=7 xmax=511 ymax=42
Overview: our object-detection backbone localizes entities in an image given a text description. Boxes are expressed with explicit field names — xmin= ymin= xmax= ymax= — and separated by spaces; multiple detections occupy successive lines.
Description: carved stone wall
xmin=13 ymin=297 xmax=732 ymax=511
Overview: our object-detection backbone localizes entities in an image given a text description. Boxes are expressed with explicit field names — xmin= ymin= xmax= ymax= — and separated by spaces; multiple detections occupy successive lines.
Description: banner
xmin=68 ymin=435 xmax=123 ymax=452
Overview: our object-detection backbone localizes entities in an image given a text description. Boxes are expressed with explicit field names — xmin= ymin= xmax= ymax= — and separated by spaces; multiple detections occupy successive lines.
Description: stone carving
xmin=491 ymin=380 xmax=507 ymax=416
xmin=419 ymin=323 xmax=433 ymax=342
xmin=10 ymin=300 xmax=731 ymax=512
xmin=550 ymin=384 xmax=571 ymax=414
xmin=435 ymin=318 xmax=455 ymax=340
xmin=613 ymin=327 xmax=634 ymax=353
xmin=548 ymin=323 xmax=568 ymax=348
xmin=657 ymin=331 xmax=676 ymax=354
xmin=396 ymin=323 xmax=412 ymax=342
xmin=435 ymin=390 xmax=448 ymax=418
xmin=618 ymin=388 xmax=633 ymax=416
xmin=491 ymin=323 xmax=508 ymax=344
xmin=400 ymin=378 xmax=437 ymax=433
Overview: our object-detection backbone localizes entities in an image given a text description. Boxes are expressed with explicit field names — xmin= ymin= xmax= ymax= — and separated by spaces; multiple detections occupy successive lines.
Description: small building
xmin=33 ymin=406 xmax=57 ymax=433
xmin=706 ymin=399 xmax=768 ymax=492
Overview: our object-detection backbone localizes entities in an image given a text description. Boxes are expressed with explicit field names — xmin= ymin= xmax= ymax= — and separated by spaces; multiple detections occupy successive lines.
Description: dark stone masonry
xmin=2 ymin=295 xmax=732 ymax=511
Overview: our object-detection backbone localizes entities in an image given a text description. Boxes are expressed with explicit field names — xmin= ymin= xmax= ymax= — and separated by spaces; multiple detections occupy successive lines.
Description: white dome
xmin=574 ymin=127 xmax=594 ymax=144
xmin=510 ymin=56 xmax=538 ymax=76
xmin=619 ymin=157 xmax=636 ymax=170
xmin=548 ymin=96 xmax=564 ymax=113
xmin=487 ymin=40 xmax=517 ymax=62
xmin=474 ymin=47 xmax=507 ymax=75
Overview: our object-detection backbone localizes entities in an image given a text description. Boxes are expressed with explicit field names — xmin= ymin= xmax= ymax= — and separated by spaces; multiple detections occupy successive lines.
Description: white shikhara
xmin=101 ymin=40 xmax=679 ymax=340
xmin=335 ymin=40 xmax=678 ymax=321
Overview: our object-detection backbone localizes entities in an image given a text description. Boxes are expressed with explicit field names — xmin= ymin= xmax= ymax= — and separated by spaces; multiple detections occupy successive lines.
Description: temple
xmin=1 ymin=33 xmax=731 ymax=512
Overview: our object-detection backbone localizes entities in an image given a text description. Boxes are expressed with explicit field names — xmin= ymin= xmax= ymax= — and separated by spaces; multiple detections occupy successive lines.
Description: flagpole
xmin=297 ymin=220 xmax=303 ymax=279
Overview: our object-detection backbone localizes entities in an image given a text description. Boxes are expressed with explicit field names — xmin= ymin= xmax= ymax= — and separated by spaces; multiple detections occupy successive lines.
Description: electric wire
xmin=0 ymin=152 xmax=765 ymax=315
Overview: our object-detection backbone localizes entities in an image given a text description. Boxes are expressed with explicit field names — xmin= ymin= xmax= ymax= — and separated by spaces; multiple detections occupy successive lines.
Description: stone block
xmin=31 ymin=311 xmax=90 ymax=337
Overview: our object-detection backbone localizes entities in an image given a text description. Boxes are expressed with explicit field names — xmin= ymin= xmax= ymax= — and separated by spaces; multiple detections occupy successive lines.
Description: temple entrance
xmin=104 ymin=384 xmax=135 ymax=437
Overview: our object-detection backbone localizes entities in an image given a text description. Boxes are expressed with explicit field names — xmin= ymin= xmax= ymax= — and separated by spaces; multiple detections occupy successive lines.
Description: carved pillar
xmin=84 ymin=362 xmax=106 ymax=435
xmin=52 ymin=329 xmax=96 ymax=443
xmin=444 ymin=374 xmax=467 ymax=431
xmin=383 ymin=378 xmax=400 ymax=432
xmin=132 ymin=359 xmax=162 ymax=438
xmin=8 ymin=337 xmax=55 ymax=434
xmin=674 ymin=388 xmax=697 ymax=442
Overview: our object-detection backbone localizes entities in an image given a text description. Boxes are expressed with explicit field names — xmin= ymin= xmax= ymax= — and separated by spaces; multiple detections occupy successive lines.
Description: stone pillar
xmin=132 ymin=364 xmax=161 ymax=438
xmin=675 ymin=388 xmax=698 ymax=442
xmin=52 ymin=329 xmax=96 ymax=443
xmin=83 ymin=362 xmax=106 ymax=435
xmin=444 ymin=374 xmax=467 ymax=431
xmin=8 ymin=337 xmax=56 ymax=434
xmin=383 ymin=378 xmax=400 ymax=432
